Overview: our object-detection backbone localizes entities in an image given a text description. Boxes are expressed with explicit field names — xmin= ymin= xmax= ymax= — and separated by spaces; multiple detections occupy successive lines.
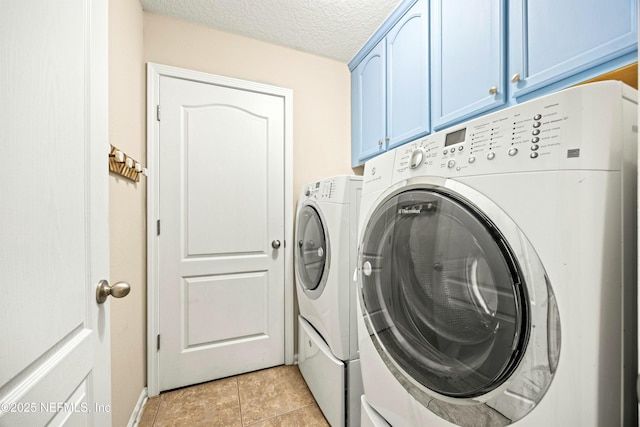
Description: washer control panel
xmin=392 ymin=82 xmax=630 ymax=179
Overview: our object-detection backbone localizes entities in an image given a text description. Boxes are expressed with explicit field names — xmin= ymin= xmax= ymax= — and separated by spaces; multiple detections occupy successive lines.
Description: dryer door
xmin=296 ymin=203 xmax=330 ymax=299
xmin=358 ymin=179 xmax=560 ymax=425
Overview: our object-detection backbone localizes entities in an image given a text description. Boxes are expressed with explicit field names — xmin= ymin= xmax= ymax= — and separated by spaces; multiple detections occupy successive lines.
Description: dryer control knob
xmin=409 ymin=149 xmax=424 ymax=169
xmin=304 ymin=186 xmax=311 ymax=196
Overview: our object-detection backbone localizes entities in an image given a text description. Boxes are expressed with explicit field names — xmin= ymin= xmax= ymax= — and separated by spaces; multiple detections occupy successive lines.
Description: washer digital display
xmin=445 ymin=128 xmax=466 ymax=146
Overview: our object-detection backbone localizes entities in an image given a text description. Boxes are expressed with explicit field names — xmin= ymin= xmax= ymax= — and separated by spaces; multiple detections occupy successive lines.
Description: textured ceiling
xmin=139 ymin=0 xmax=403 ymax=63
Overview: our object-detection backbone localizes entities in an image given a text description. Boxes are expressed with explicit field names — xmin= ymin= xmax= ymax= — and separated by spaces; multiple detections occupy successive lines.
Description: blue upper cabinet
xmin=351 ymin=0 xmax=637 ymax=166
xmin=386 ymin=0 xmax=430 ymax=150
xmin=350 ymin=0 xmax=429 ymax=167
xmin=352 ymin=42 xmax=386 ymax=164
xmin=431 ymin=0 xmax=506 ymax=131
xmin=509 ymin=0 xmax=638 ymax=101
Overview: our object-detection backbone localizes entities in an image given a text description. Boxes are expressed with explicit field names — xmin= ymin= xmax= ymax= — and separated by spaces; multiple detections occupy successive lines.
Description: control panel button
xmin=450 ymin=148 xmax=456 ymax=154
xmin=487 ymin=152 xmax=495 ymax=160
xmin=447 ymin=159 xmax=456 ymax=168
xmin=530 ymin=152 xmax=539 ymax=159
xmin=532 ymin=129 xmax=540 ymax=136
xmin=531 ymin=144 xmax=539 ymax=151
xmin=533 ymin=122 xmax=541 ymax=128
xmin=304 ymin=186 xmax=312 ymax=196
xmin=534 ymin=114 xmax=542 ymax=120
xmin=442 ymin=149 xmax=448 ymax=155
xmin=468 ymin=156 xmax=476 ymax=164
xmin=508 ymin=147 xmax=518 ymax=156
xmin=458 ymin=146 xmax=464 ymax=151
xmin=531 ymin=137 xmax=540 ymax=143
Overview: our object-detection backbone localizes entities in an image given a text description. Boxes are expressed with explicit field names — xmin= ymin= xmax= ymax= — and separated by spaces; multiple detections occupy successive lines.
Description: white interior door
xmin=0 ymin=0 xmax=110 ymax=426
xmin=157 ymin=74 xmax=287 ymax=391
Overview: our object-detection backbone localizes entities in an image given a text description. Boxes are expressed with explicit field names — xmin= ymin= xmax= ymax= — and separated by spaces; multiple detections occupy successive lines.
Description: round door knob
xmin=96 ymin=280 xmax=131 ymax=304
xmin=489 ymin=86 xmax=498 ymax=95
xmin=511 ymin=73 xmax=521 ymax=83
xmin=272 ymin=240 xmax=281 ymax=249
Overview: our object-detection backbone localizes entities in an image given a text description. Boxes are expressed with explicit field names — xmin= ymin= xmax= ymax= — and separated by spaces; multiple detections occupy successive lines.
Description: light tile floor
xmin=138 ymin=365 xmax=329 ymax=427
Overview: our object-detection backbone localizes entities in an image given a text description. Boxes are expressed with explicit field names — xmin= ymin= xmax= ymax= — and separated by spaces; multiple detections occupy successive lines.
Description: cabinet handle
xmin=489 ymin=86 xmax=498 ymax=95
xmin=385 ymin=136 xmax=390 ymax=143
xmin=511 ymin=73 xmax=521 ymax=83
xmin=377 ymin=139 xmax=383 ymax=146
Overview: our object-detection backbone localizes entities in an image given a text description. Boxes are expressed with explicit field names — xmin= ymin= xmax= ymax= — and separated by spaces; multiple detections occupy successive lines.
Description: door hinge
xmin=157 ymin=219 xmax=161 ymax=236
xmin=156 ymin=105 xmax=161 ymax=121
xmin=157 ymin=334 xmax=160 ymax=351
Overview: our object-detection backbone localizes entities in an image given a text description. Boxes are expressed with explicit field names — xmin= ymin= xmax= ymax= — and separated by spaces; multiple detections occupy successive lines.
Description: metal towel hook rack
xmin=108 ymin=144 xmax=148 ymax=182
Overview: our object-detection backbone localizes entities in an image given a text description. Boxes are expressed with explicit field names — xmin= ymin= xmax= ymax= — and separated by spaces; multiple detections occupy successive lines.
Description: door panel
xmin=386 ymin=0 xmax=430 ymax=147
xmin=431 ymin=0 xmax=505 ymax=129
xmin=185 ymin=273 xmax=268 ymax=346
xmin=0 ymin=0 xmax=110 ymax=425
xmin=354 ymin=42 xmax=387 ymax=165
xmin=185 ymin=105 xmax=268 ymax=255
xmin=509 ymin=0 xmax=637 ymax=98
xmin=159 ymin=76 xmax=285 ymax=391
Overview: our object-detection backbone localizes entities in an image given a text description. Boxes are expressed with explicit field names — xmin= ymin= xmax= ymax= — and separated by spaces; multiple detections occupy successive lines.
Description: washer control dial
xmin=409 ymin=148 xmax=424 ymax=169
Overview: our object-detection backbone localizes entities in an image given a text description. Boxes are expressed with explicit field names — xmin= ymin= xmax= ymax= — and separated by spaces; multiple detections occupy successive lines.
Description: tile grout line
xmin=244 ymin=402 xmax=323 ymax=427
xmin=237 ymin=376 xmax=245 ymax=427
xmin=150 ymin=394 xmax=163 ymax=426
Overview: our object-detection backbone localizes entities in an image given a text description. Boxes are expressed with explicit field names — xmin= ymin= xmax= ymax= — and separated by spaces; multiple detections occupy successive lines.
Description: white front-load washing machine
xmin=356 ymin=82 xmax=638 ymax=426
xmin=296 ymin=175 xmax=363 ymax=426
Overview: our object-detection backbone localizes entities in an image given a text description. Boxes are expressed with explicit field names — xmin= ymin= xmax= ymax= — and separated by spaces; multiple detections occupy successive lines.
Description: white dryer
xmin=296 ymin=175 xmax=363 ymax=426
xmin=356 ymin=82 xmax=638 ymax=426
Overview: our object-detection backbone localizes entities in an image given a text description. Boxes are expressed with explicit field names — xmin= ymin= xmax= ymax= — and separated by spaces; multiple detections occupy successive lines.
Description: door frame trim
xmin=145 ymin=63 xmax=295 ymax=397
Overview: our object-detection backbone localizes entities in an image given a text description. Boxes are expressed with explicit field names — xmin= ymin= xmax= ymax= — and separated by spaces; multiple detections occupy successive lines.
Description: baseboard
xmin=128 ymin=387 xmax=148 ymax=427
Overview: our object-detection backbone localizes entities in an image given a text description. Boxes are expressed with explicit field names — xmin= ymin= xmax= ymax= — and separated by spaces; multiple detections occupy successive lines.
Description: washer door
xmin=296 ymin=203 xmax=330 ymax=299
xmin=359 ymin=178 xmax=560 ymax=425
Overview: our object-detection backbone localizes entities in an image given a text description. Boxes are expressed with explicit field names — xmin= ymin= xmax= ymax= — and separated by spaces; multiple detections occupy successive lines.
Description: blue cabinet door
xmin=386 ymin=0 xmax=430 ymax=149
xmin=352 ymin=41 xmax=386 ymax=166
xmin=509 ymin=0 xmax=638 ymax=99
xmin=431 ymin=0 xmax=505 ymax=130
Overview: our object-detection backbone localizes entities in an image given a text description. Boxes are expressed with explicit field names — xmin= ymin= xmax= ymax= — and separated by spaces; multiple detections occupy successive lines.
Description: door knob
xmin=272 ymin=240 xmax=281 ymax=249
xmin=96 ymin=280 xmax=131 ymax=304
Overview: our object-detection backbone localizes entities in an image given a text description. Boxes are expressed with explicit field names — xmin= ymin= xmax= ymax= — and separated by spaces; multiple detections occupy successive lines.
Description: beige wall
xmin=143 ymin=13 xmax=355 ymax=202
xmin=109 ymin=0 xmax=146 ymax=426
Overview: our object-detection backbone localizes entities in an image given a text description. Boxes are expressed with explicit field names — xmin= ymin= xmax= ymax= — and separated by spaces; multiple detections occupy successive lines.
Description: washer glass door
xmin=360 ymin=188 xmax=529 ymax=398
xmin=296 ymin=204 xmax=329 ymax=296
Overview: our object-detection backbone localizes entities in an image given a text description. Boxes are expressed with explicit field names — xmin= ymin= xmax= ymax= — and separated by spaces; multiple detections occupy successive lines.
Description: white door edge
xmin=145 ymin=62 xmax=295 ymax=397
